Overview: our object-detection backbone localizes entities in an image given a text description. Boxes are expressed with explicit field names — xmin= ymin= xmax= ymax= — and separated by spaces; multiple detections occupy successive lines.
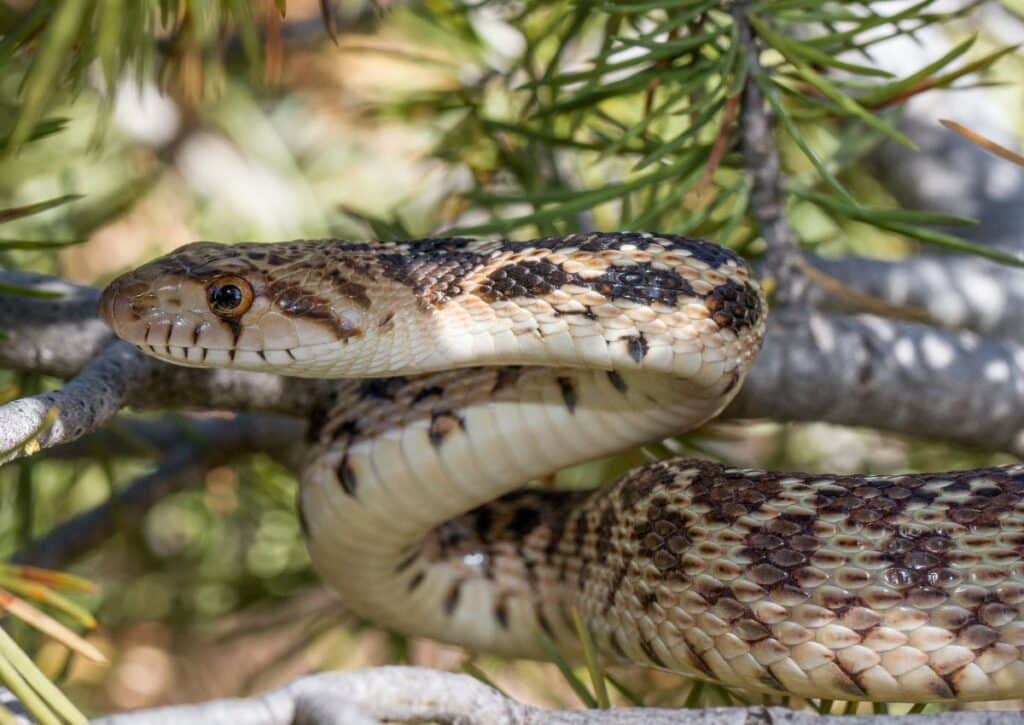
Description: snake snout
xmin=99 ymin=275 xmax=146 ymax=340
xmin=99 ymin=270 xmax=208 ymax=355
xmin=98 ymin=283 xmax=117 ymax=333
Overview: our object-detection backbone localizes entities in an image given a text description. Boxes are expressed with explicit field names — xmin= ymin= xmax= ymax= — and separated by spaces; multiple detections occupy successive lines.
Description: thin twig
xmin=732 ymin=3 xmax=808 ymax=305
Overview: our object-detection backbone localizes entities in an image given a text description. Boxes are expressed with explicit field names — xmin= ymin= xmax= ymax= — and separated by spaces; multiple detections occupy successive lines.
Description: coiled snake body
xmin=100 ymin=233 xmax=1024 ymax=703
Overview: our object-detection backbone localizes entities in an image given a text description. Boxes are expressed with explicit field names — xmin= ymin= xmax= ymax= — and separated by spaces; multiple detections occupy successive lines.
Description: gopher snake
xmin=99 ymin=233 xmax=1024 ymax=703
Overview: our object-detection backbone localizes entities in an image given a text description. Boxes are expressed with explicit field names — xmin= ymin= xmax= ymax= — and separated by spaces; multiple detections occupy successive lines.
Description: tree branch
xmin=725 ymin=309 xmax=1024 ymax=456
xmin=732 ymin=4 xmax=808 ymax=305
xmin=806 ymin=254 xmax=1024 ymax=342
xmin=0 ymin=271 xmax=112 ymax=377
xmin=0 ymin=341 xmax=324 ymax=464
xmin=90 ymin=666 xmax=1024 ymax=725
xmin=0 ymin=341 xmax=149 ymax=465
xmin=42 ymin=414 xmax=303 ymax=465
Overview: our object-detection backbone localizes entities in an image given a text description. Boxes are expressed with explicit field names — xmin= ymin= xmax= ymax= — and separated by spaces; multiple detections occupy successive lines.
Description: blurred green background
xmin=1 ymin=0 xmax=1023 ymax=717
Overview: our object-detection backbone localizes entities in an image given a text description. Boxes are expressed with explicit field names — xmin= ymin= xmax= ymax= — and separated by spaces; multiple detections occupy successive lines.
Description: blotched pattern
xmin=99 ymin=233 xmax=762 ymax=378
xmin=100 ymin=232 xmax=1024 ymax=702
xmin=572 ymin=461 xmax=1024 ymax=701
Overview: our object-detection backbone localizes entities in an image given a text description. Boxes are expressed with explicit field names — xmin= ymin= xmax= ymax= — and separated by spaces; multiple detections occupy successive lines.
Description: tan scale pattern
xmin=570 ymin=461 xmax=1024 ymax=702
xmin=99 ymin=233 xmax=1024 ymax=702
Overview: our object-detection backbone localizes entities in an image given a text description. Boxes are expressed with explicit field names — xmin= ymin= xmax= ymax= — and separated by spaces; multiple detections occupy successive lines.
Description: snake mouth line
xmin=101 ymin=296 xmax=303 ymax=365
xmin=136 ymin=342 xmax=298 ymax=363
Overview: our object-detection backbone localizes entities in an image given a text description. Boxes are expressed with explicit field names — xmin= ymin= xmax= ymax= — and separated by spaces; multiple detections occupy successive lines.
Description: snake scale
xmin=99 ymin=233 xmax=1024 ymax=704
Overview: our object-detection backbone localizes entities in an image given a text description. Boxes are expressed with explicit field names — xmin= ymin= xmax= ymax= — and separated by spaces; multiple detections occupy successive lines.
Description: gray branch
xmin=0 ymin=271 xmax=113 ymax=377
xmin=725 ymin=308 xmax=1024 ymax=455
xmin=90 ymin=665 xmax=1024 ymax=725
xmin=42 ymin=415 xmax=303 ymax=465
xmin=0 ymin=339 xmax=325 ymax=465
xmin=0 ymin=341 xmax=148 ymax=465
xmin=807 ymin=255 xmax=1024 ymax=342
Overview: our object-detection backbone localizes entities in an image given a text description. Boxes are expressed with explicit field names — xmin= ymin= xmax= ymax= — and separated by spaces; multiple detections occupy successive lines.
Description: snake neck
xmin=298 ymin=365 xmax=740 ymax=658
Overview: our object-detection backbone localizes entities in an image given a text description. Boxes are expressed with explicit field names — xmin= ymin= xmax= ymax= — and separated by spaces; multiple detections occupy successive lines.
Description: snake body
xmin=100 ymin=233 xmax=1024 ymax=703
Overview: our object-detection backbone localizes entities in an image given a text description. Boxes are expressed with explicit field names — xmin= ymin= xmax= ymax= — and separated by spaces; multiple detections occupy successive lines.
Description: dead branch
xmin=90 ymin=666 xmax=1024 ymax=725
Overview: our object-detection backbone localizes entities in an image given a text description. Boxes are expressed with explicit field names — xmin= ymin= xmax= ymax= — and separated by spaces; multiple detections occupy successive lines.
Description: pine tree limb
xmin=732 ymin=3 xmax=808 ymax=305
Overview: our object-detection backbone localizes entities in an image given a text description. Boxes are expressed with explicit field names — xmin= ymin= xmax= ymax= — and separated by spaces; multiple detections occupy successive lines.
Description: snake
xmin=97 ymin=232 xmax=1024 ymax=704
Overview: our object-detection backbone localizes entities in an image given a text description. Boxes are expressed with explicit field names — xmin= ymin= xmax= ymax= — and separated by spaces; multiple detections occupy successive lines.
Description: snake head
xmin=99 ymin=241 xmax=366 ymax=374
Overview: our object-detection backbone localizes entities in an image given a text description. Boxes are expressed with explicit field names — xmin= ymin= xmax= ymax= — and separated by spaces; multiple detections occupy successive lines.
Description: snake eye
xmin=207 ymin=276 xmax=253 ymax=317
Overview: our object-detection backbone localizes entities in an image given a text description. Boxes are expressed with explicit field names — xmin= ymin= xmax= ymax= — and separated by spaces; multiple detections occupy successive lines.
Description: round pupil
xmin=210 ymin=284 xmax=243 ymax=310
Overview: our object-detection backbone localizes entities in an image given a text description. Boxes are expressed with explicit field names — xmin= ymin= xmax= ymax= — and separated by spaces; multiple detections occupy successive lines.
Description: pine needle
xmin=0 ymin=591 xmax=106 ymax=664
xmin=941 ymin=119 xmax=1024 ymax=168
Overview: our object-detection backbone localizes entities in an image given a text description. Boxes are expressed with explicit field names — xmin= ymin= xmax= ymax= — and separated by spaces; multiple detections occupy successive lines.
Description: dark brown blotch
xmin=271 ymin=281 xmax=363 ymax=338
xmin=327 ymin=269 xmax=371 ymax=308
xmin=607 ymin=371 xmax=628 ymax=393
xmin=443 ymin=579 xmax=464 ymax=616
xmin=477 ymin=259 xmax=567 ymax=300
xmin=477 ymin=257 xmax=696 ymax=308
xmin=494 ymin=598 xmax=510 ymax=629
xmin=492 ymin=366 xmax=524 ymax=393
xmin=361 ymin=376 xmax=408 ymax=401
xmin=704 ymin=279 xmax=762 ymax=333
xmin=557 ymin=376 xmax=577 ymax=413
xmin=378 ymin=238 xmax=489 ymax=308
xmin=626 ymin=334 xmax=648 ymax=363
xmin=337 ymin=454 xmax=358 ymax=496
xmin=428 ymin=410 xmax=466 ymax=448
